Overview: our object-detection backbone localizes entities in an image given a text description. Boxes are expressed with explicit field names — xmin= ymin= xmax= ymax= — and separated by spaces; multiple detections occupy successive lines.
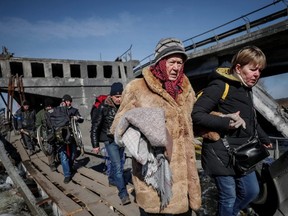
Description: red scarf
xmin=150 ymin=59 xmax=184 ymax=100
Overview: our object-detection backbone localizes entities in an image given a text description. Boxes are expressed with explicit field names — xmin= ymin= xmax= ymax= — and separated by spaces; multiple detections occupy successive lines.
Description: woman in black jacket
xmin=192 ymin=46 xmax=272 ymax=216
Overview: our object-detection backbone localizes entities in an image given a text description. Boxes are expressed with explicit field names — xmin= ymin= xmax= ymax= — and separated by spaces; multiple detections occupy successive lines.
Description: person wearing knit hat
xmin=90 ymin=81 xmax=130 ymax=205
xmin=60 ymin=94 xmax=84 ymax=183
xmin=22 ymin=100 xmax=30 ymax=107
xmin=36 ymin=98 xmax=57 ymax=171
xmin=62 ymin=94 xmax=72 ymax=102
xmin=150 ymin=37 xmax=189 ymax=100
xmin=154 ymin=37 xmax=188 ymax=64
xmin=110 ymin=38 xmax=201 ymax=214
xmin=44 ymin=98 xmax=54 ymax=108
xmin=15 ymin=99 xmax=37 ymax=156
xmin=110 ymin=82 xmax=123 ymax=96
xmin=61 ymin=94 xmax=83 ymax=123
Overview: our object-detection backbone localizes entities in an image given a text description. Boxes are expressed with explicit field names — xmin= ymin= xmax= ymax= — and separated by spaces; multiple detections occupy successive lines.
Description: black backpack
xmin=46 ymin=106 xmax=70 ymax=130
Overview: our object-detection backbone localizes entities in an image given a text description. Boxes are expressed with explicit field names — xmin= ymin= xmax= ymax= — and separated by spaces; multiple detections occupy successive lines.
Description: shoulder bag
xmin=222 ymin=93 xmax=270 ymax=174
xmin=223 ymin=133 xmax=270 ymax=174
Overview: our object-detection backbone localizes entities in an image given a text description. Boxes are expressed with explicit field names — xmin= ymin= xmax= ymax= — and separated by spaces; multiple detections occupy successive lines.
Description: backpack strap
xmin=196 ymin=82 xmax=230 ymax=101
xmin=196 ymin=91 xmax=203 ymax=100
xmin=221 ymin=83 xmax=229 ymax=100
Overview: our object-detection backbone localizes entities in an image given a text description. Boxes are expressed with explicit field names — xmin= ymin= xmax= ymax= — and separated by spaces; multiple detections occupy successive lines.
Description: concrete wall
xmin=0 ymin=57 xmax=139 ymax=119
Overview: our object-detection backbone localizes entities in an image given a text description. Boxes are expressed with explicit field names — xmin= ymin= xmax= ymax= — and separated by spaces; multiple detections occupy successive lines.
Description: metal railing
xmin=269 ymin=136 xmax=288 ymax=160
xmin=116 ymin=45 xmax=133 ymax=62
xmin=183 ymin=9 xmax=287 ymax=52
xmin=133 ymin=0 xmax=288 ymax=72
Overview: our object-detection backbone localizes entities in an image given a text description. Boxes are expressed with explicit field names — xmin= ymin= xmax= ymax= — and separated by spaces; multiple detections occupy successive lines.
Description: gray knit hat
xmin=154 ymin=37 xmax=188 ymax=64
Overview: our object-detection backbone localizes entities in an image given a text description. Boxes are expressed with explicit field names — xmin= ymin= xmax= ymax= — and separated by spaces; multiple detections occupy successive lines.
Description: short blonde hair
xmin=230 ymin=46 xmax=266 ymax=72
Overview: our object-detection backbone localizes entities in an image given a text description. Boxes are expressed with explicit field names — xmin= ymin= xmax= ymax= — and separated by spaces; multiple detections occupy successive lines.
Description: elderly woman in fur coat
xmin=110 ymin=38 xmax=201 ymax=215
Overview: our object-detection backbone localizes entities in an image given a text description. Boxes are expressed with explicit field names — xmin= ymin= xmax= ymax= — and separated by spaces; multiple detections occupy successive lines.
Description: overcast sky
xmin=0 ymin=0 xmax=287 ymax=101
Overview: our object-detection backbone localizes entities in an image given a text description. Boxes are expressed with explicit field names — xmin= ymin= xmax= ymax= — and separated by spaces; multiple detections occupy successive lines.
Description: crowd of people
xmin=14 ymin=37 xmax=272 ymax=216
xmin=15 ymin=94 xmax=84 ymax=184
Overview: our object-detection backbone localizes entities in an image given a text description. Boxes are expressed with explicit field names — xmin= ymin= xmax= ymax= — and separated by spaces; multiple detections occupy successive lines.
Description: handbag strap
xmin=222 ymin=90 xmax=258 ymax=151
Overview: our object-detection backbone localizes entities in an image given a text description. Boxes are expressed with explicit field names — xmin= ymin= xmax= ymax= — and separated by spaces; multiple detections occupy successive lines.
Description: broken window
xmin=52 ymin=63 xmax=63 ymax=78
xmin=87 ymin=65 xmax=97 ymax=78
xmin=103 ymin=65 xmax=112 ymax=78
xmin=70 ymin=64 xmax=81 ymax=78
xmin=10 ymin=62 xmax=23 ymax=76
xmin=31 ymin=63 xmax=45 ymax=77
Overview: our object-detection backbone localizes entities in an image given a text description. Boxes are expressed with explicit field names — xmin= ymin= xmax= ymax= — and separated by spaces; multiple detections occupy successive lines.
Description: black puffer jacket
xmin=192 ymin=68 xmax=270 ymax=176
xmin=90 ymin=96 xmax=119 ymax=148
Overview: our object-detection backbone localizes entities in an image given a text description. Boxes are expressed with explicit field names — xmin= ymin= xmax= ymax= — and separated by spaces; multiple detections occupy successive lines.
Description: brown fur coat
xmin=110 ymin=67 xmax=201 ymax=214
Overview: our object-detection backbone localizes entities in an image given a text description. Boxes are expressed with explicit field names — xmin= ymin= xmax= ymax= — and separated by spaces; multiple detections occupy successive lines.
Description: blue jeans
xmin=104 ymin=141 xmax=128 ymax=199
xmin=59 ymin=143 xmax=76 ymax=178
xmin=214 ymin=172 xmax=260 ymax=216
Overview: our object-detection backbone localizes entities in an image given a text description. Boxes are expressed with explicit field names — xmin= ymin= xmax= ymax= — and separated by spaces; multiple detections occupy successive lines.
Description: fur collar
xmin=142 ymin=67 xmax=192 ymax=107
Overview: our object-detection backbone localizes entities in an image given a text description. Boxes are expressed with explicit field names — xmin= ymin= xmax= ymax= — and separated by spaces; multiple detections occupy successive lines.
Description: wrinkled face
xmin=165 ymin=54 xmax=184 ymax=81
xmin=236 ymin=63 xmax=262 ymax=87
xmin=111 ymin=95 xmax=122 ymax=105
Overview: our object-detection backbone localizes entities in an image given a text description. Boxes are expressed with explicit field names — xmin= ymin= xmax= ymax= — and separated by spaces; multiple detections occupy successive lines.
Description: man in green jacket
xmin=36 ymin=98 xmax=57 ymax=171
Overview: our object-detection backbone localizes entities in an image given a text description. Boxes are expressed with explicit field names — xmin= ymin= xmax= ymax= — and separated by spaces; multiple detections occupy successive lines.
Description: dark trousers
xmin=21 ymin=132 xmax=35 ymax=151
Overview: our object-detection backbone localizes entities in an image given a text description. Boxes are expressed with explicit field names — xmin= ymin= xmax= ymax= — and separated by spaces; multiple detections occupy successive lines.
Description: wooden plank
xmin=13 ymin=135 xmax=30 ymax=161
xmin=69 ymin=171 xmax=118 ymax=197
xmin=31 ymin=154 xmax=120 ymax=216
xmin=31 ymin=158 xmax=101 ymax=203
xmin=86 ymin=203 xmax=119 ymax=216
xmin=72 ymin=173 xmax=140 ymax=215
xmin=77 ymin=166 xmax=134 ymax=192
xmin=20 ymin=139 xmax=140 ymax=215
xmin=77 ymin=166 xmax=109 ymax=186
xmin=104 ymin=193 xmax=140 ymax=216
xmin=23 ymin=161 xmax=90 ymax=216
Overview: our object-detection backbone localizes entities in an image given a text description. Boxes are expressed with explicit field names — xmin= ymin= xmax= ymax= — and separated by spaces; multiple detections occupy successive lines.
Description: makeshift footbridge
xmin=0 ymin=1 xmax=288 ymax=215
xmin=0 ymin=131 xmax=144 ymax=216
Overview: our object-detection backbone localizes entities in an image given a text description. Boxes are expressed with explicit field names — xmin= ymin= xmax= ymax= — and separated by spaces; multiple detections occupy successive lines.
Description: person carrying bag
xmin=193 ymin=46 xmax=272 ymax=216
xmin=222 ymin=105 xmax=270 ymax=175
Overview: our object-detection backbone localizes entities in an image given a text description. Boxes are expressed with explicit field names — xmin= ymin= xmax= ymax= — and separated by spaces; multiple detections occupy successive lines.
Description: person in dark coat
xmin=90 ymin=82 xmax=131 ymax=205
xmin=61 ymin=94 xmax=84 ymax=123
xmin=192 ymin=46 xmax=272 ymax=216
xmin=15 ymin=100 xmax=36 ymax=155
xmin=59 ymin=94 xmax=83 ymax=183
xmin=36 ymin=98 xmax=57 ymax=171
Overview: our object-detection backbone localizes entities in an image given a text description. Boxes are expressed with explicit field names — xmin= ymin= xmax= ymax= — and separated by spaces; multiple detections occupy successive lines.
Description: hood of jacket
xmin=211 ymin=67 xmax=241 ymax=84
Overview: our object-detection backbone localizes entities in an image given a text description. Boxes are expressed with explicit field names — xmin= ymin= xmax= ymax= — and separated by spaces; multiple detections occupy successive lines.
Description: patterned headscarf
xmin=150 ymin=58 xmax=184 ymax=100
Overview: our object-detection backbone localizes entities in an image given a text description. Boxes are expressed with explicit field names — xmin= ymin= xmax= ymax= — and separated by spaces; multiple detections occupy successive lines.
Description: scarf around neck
xmin=150 ymin=59 xmax=184 ymax=100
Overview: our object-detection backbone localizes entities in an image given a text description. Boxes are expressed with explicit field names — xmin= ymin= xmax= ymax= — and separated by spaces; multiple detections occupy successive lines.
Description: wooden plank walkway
xmin=11 ymin=135 xmax=141 ymax=216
